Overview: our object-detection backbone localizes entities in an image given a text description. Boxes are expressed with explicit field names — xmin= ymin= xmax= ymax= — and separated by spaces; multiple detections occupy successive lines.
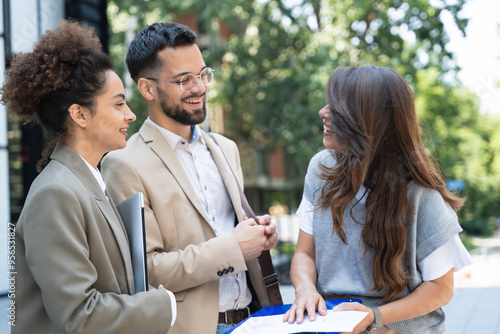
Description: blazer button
xmin=222 ymin=269 xmax=228 ymax=275
xmin=217 ymin=270 xmax=223 ymax=276
xmin=228 ymin=267 xmax=234 ymax=273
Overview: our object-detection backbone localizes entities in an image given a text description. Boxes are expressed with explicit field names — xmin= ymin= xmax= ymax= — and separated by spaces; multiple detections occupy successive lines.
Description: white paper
xmin=231 ymin=310 xmax=369 ymax=334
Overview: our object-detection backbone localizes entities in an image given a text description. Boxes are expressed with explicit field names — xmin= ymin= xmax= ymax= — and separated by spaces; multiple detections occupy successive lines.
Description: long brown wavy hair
xmin=317 ymin=66 xmax=464 ymax=302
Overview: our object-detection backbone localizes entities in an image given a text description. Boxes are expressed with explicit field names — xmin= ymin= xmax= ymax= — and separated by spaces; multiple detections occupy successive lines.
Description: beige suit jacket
xmin=13 ymin=142 xmax=173 ymax=334
xmin=102 ymin=122 xmax=270 ymax=334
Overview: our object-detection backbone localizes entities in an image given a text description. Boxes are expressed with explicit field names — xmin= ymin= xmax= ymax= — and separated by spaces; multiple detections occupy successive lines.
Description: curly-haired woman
xmin=283 ymin=66 xmax=472 ymax=334
xmin=1 ymin=20 xmax=175 ymax=334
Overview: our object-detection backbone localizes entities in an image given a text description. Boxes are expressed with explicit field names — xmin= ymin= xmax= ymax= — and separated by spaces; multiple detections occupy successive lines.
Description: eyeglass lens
xmin=181 ymin=68 xmax=214 ymax=92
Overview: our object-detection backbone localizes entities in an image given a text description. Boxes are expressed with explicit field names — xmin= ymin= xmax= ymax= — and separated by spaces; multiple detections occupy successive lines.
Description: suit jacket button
xmin=222 ymin=269 xmax=228 ymax=275
xmin=228 ymin=267 xmax=234 ymax=273
xmin=217 ymin=270 xmax=223 ymax=276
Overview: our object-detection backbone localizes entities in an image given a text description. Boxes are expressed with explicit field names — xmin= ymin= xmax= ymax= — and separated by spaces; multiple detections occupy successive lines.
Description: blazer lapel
xmin=51 ymin=142 xmax=135 ymax=293
xmin=139 ymin=122 xmax=211 ymax=223
xmin=201 ymin=130 xmax=245 ymax=222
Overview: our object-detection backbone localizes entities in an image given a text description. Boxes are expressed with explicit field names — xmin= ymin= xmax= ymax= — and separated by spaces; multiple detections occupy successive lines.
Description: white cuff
xmin=162 ymin=289 xmax=177 ymax=326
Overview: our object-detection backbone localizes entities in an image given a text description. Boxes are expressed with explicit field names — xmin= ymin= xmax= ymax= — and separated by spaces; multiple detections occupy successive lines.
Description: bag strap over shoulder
xmin=208 ymin=133 xmax=283 ymax=306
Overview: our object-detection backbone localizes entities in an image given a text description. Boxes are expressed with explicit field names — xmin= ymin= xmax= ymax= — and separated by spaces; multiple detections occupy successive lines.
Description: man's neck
xmin=149 ymin=114 xmax=193 ymax=142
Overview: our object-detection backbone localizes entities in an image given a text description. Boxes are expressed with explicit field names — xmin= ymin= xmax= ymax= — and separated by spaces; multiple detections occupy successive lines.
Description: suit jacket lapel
xmin=201 ymin=130 xmax=245 ymax=222
xmin=139 ymin=122 xmax=211 ymax=223
xmin=51 ymin=142 xmax=135 ymax=293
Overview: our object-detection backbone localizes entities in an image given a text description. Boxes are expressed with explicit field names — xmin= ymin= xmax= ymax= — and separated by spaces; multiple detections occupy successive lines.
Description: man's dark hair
xmin=126 ymin=22 xmax=197 ymax=82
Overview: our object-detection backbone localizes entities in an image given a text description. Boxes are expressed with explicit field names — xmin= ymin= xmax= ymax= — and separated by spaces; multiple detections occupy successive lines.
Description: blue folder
xmin=225 ymin=298 xmax=362 ymax=334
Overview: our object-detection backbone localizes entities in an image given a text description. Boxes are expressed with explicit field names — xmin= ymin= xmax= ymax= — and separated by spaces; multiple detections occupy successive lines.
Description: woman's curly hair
xmin=0 ymin=19 xmax=114 ymax=171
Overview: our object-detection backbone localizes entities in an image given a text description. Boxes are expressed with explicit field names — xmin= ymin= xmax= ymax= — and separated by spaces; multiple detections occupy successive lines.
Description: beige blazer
xmin=102 ymin=122 xmax=270 ymax=334
xmin=13 ymin=142 xmax=173 ymax=334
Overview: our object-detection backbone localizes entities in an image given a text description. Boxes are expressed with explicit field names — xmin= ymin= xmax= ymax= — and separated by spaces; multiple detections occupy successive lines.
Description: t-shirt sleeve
xmin=303 ymin=150 xmax=334 ymax=203
xmin=300 ymin=150 xmax=335 ymax=235
xmin=418 ymin=234 xmax=473 ymax=281
xmin=297 ymin=194 xmax=314 ymax=235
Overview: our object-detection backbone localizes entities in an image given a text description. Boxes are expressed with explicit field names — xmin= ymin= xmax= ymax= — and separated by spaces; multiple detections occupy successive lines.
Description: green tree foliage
xmin=206 ymin=0 xmax=470 ymax=178
xmin=107 ymin=0 xmax=500 ymax=232
xmin=414 ymin=68 xmax=500 ymax=234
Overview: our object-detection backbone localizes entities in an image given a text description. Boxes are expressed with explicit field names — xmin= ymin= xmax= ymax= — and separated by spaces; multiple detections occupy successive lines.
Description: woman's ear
xmin=67 ymin=104 xmax=90 ymax=128
xmin=137 ymin=78 xmax=156 ymax=101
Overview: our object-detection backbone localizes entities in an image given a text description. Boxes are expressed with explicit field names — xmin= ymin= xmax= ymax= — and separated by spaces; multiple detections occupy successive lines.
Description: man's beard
xmin=159 ymin=89 xmax=207 ymax=126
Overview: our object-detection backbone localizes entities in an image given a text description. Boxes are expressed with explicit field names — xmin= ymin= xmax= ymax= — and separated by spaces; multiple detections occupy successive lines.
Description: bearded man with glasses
xmin=102 ymin=22 xmax=278 ymax=334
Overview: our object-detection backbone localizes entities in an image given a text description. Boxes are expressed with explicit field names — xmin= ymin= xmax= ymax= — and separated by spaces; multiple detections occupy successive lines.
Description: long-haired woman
xmin=283 ymin=65 xmax=472 ymax=333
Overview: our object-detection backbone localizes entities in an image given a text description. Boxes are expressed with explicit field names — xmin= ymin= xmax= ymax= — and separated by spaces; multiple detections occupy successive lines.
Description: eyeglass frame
xmin=146 ymin=67 xmax=214 ymax=92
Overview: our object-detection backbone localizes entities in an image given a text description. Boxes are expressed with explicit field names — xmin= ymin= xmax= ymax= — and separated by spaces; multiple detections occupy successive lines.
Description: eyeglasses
xmin=146 ymin=67 xmax=214 ymax=92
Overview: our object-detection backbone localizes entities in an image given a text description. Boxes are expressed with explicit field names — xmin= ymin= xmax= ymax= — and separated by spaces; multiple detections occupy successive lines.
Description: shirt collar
xmin=78 ymin=154 xmax=107 ymax=193
xmin=146 ymin=117 xmax=203 ymax=149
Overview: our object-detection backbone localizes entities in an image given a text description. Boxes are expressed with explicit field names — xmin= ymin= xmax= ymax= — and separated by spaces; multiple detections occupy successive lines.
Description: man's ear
xmin=137 ymin=78 xmax=156 ymax=101
xmin=67 ymin=104 xmax=90 ymax=128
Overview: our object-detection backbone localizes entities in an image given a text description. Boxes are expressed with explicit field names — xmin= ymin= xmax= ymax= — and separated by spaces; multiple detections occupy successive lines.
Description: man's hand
xmin=233 ymin=214 xmax=278 ymax=261
xmin=256 ymin=214 xmax=278 ymax=250
xmin=232 ymin=219 xmax=267 ymax=261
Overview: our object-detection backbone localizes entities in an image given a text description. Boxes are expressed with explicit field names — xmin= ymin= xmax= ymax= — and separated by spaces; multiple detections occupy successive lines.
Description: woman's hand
xmin=283 ymin=288 xmax=327 ymax=324
xmin=284 ymin=230 xmax=323 ymax=324
xmin=333 ymin=302 xmax=374 ymax=334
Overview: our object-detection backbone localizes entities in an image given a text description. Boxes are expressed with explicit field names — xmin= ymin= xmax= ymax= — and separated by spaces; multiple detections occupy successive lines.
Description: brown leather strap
xmin=208 ymin=133 xmax=283 ymax=306
xmin=218 ymin=307 xmax=250 ymax=324
xmin=239 ymin=184 xmax=283 ymax=305
xmin=321 ymin=293 xmax=351 ymax=300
